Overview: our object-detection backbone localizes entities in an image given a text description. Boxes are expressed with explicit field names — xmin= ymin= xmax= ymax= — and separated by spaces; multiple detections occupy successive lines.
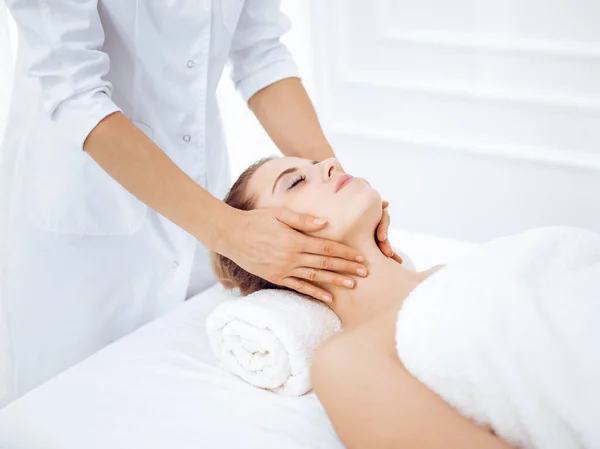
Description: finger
xmin=377 ymin=208 xmax=390 ymax=242
xmin=275 ymin=208 xmax=328 ymax=232
xmin=382 ymin=200 xmax=389 ymax=209
xmin=300 ymin=254 xmax=368 ymax=277
xmin=378 ymin=238 xmax=394 ymax=257
xmin=293 ymin=267 xmax=357 ymax=289
xmin=303 ymin=235 xmax=364 ymax=262
xmin=281 ymin=277 xmax=333 ymax=303
xmin=391 ymin=252 xmax=404 ymax=264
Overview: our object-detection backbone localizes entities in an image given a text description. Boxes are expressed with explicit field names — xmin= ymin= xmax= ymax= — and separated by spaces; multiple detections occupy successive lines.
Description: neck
xmin=324 ymin=230 xmax=432 ymax=330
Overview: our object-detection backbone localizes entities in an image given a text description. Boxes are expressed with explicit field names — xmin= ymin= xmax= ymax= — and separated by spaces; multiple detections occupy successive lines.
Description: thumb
xmin=275 ymin=208 xmax=328 ymax=232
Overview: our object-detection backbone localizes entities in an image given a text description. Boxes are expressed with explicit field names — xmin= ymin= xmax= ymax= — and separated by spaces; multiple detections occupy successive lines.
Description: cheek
xmin=280 ymin=184 xmax=381 ymax=239
xmin=285 ymin=186 xmax=330 ymax=216
xmin=283 ymin=188 xmax=337 ymax=237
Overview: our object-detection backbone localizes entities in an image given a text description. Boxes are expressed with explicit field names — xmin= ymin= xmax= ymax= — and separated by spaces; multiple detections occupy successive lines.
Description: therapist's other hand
xmin=221 ymin=208 xmax=367 ymax=303
xmin=376 ymin=201 xmax=402 ymax=263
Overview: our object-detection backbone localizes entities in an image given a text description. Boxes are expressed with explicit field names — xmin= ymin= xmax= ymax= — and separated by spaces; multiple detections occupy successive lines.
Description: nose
xmin=320 ymin=158 xmax=341 ymax=181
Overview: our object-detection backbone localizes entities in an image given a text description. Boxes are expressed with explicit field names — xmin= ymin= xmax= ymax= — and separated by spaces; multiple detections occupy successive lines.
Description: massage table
xmin=0 ymin=229 xmax=476 ymax=448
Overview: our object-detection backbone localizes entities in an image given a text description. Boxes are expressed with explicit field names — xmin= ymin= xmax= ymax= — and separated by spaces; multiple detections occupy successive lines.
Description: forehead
xmin=247 ymin=157 xmax=312 ymax=206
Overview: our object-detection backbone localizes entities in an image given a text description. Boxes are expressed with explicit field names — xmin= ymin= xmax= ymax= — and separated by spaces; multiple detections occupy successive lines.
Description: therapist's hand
xmin=219 ymin=207 xmax=368 ymax=303
xmin=376 ymin=201 xmax=402 ymax=263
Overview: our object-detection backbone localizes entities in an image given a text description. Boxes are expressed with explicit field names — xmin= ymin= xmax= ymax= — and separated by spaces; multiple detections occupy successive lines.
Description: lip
xmin=335 ymin=174 xmax=355 ymax=193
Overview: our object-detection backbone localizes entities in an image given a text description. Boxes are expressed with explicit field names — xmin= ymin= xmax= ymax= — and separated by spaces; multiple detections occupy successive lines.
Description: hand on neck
xmin=321 ymin=228 xmax=431 ymax=330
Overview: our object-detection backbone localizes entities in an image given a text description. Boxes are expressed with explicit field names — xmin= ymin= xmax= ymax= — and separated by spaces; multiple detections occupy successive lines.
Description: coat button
xmin=182 ymin=135 xmax=191 ymax=143
xmin=171 ymin=260 xmax=179 ymax=269
xmin=186 ymin=60 xmax=195 ymax=68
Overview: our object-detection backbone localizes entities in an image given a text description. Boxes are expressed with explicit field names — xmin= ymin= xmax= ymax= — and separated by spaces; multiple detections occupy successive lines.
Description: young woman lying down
xmin=211 ymin=156 xmax=600 ymax=449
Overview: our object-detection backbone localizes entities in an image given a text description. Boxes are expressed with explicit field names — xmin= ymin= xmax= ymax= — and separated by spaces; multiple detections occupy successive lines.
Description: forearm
xmin=84 ymin=111 xmax=229 ymax=250
xmin=248 ymin=77 xmax=334 ymax=161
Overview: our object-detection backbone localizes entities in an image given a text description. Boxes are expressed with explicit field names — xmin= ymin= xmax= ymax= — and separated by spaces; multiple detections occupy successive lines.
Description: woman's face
xmin=246 ymin=157 xmax=382 ymax=241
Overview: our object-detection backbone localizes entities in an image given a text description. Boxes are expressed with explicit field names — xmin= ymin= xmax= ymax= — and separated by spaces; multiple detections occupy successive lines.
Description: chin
xmin=336 ymin=183 xmax=382 ymax=237
xmin=355 ymin=179 xmax=382 ymax=210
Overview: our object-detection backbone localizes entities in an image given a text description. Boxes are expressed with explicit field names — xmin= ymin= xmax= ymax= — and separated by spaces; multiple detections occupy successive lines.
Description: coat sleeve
xmin=229 ymin=0 xmax=300 ymax=102
xmin=6 ymin=0 xmax=122 ymax=150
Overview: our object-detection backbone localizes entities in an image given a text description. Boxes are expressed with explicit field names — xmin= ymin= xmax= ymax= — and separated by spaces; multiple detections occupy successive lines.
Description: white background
xmin=2 ymin=1 xmax=600 ymax=243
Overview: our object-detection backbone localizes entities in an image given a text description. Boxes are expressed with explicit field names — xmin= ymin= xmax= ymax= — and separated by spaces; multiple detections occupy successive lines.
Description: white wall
xmin=310 ymin=0 xmax=600 ymax=242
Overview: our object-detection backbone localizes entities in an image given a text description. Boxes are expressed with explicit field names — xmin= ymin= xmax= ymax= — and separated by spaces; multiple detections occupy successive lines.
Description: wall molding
xmin=381 ymin=29 xmax=600 ymax=61
xmin=330 ymin=0 xmax=600 ymax=114
xmin=339 ymin=68 xmax=600 ymax=114
xmin=331 ymin=123 xmax=600 ymax=173
xmin=376 ymin=0 xmax=600 ymax=60
xmin=324 ymin=0 xmax=600 ymax=170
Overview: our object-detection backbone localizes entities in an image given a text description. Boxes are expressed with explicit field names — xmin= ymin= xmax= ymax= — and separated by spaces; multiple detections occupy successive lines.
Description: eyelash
xmin=287 ymin=174 xmax=306 ymax=190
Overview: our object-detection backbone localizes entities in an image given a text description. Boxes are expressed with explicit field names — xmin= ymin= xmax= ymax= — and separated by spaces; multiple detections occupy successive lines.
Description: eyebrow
xmin=272 ymin=160 xmax=318 ymax=194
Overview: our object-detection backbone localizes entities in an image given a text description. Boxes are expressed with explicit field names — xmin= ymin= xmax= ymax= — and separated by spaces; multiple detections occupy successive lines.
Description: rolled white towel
xmin=206 ymin=289 xmax=342 ymax=396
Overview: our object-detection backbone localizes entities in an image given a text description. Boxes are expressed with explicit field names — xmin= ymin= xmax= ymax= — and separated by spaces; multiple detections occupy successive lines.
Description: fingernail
xmin=343 ymin=279 xmax=354 ymax=288
xmin=357 ymin=268 xmax=367 ymax=276
xmin=314 ymin=218 xmax=327 ymax=225
xmin=322 ymin=294 xmax=332 ymax=302
xmin=381 ymin=233 xmax=387 ymax=241
xmin=355 ymin=255 xmax=365 ymax=262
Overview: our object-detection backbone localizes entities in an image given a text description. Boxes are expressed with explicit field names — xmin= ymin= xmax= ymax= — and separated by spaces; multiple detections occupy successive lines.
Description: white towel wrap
xmin=396 ymin=226 xmax=600 ymax=449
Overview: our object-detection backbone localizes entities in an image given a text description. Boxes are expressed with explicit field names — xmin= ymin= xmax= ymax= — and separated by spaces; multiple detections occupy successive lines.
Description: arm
xmin=249 ymin=77 xmax=334 ymax=161
xmin=7 ymin=0 xmax=363 ymax=299
xmin=6 ymin=0 xmax=229 ymax=250
xmin=311 ymin=315 xmax=513 ymax=449
xmin=84 ymin=112 xmax=227 ymax=249
xmin=228 ymin=0 xmax=333 ymax=161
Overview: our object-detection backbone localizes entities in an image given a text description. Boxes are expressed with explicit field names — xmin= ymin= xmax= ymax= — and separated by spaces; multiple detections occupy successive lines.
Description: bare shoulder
xmin=310 ymin=308 xmax=511 ymax=449
xmin=311 ymin=307 xmax=402 ymax=390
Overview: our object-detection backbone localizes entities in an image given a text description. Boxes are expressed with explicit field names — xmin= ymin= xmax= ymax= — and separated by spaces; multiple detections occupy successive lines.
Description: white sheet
xmin=0 ymin=229 xmax=476 ymax=449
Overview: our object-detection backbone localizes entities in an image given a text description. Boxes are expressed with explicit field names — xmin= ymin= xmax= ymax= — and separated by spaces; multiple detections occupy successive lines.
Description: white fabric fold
xmin=396 ymin=226 xmax=600 ymax=449
xmin=206 ymin=289 xmax=342 ymax=396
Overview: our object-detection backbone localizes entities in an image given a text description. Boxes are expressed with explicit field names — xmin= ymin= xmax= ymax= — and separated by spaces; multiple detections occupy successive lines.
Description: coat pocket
xmin=22 ymin=119 xmax=151 ymax=235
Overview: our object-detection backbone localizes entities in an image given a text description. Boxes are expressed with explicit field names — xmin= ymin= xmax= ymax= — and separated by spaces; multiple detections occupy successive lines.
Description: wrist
xmin=209 ymin=204 xmax=241 ymax=255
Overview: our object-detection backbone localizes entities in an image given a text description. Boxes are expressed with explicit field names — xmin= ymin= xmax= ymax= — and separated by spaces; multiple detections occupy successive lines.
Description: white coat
xmin=0 ymin=0 xmax=298 ymax=407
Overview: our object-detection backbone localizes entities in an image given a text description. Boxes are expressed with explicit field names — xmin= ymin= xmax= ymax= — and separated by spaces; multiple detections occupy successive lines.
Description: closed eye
xmin=272 ymin=161 xmax=318 ymax=195
xmin=287 ymin=174 xmax=306 ymax=190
